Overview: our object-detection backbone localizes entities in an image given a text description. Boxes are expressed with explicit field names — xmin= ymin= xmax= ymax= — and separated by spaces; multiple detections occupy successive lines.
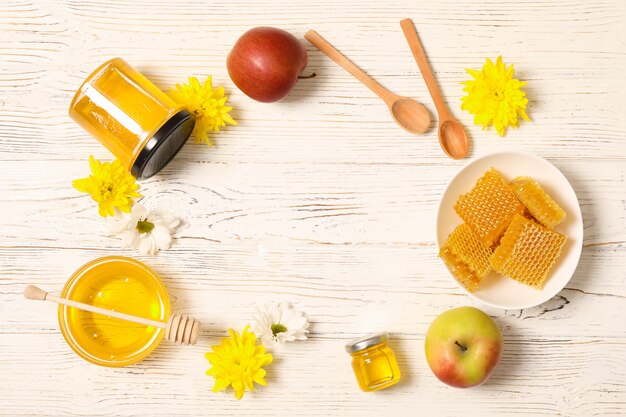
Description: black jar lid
xmin=131 ymin=109 xmax=195 ymax=180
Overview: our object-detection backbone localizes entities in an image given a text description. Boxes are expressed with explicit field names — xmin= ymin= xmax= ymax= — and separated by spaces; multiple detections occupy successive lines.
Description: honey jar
xmin=69 ymin=58 xmax=195 ymax=179
xmin=345 ymin=332 xmax=401 ymax=392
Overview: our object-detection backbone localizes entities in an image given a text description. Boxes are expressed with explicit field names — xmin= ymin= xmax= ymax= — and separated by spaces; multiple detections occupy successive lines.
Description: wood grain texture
xmin=1 ymin=0 xmax=625 ymax=415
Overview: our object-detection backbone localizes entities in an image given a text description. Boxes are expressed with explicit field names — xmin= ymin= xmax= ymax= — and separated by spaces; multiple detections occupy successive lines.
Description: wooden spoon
xmin=24 ymin=285 xmax=200 ymax=345
xmin=305 ymin=30 xmax=431 ymax=134
xmin=399 ymin=19 xmax=469 ymax=159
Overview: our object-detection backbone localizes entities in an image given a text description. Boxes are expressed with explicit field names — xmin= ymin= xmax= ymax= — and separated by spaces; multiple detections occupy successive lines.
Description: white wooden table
xmin=1 ymin=1 xmax=625 ymax=415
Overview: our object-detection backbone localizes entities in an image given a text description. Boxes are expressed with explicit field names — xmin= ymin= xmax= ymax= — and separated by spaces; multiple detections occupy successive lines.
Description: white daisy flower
xmin=252 ymin=302 xmax=309 ymax=345
xmin=109 ymin=203 xmax=180 ymax=255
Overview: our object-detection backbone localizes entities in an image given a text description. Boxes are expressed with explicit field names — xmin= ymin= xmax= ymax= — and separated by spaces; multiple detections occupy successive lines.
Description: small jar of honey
xmin=69 ymin=58 xmax=195 ymax=179
xmin=345 ymin=332 xmax=401 ymax=392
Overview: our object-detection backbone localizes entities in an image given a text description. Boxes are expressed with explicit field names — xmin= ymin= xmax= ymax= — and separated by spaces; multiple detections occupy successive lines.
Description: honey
xmin=69 ymin=58 xmax=195 ymax=179
xmin=454 ymin=168 xmax=526 ymax=247
xmin=509 ymin=177 xmax=566 ymax=229
xmin=491 ymin=214 xmax=567 ymax=289
xmin=345 ymin=333 xmax=401 ymax=392
xmin=58 ymin=256 xmax=170 ymax=367
xmin=440 ymin=223 xmax=494 ymax=292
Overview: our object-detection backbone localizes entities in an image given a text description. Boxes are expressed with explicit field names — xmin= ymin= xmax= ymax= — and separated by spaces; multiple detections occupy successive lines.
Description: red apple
xmin=425 ymin=306 xmax=502 ymax=388
xmin=227 ymin=27 xmax=308 ymax=103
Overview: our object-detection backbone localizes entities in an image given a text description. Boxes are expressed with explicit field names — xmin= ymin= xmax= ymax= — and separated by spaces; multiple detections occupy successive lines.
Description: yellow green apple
xmin=425 ymin=306 xmax=502 ymax=388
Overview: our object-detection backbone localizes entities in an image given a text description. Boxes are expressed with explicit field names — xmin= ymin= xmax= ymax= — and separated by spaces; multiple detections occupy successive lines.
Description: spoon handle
xmin=305 ymin=30 xmax=396 ymax=104
xmin=400 ymin=19 xmax=451 ymax=120
xmin=24 ymin=284 xmax=166 ymax=328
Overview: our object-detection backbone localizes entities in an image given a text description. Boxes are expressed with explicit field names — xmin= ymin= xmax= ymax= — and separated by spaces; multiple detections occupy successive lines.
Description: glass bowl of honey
xmin=58 ymin=256 xmax=170 ymax=367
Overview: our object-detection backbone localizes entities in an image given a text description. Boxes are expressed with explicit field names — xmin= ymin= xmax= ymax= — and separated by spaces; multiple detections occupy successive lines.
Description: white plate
xmin=436 ymin=151 xmax=583 ymax=310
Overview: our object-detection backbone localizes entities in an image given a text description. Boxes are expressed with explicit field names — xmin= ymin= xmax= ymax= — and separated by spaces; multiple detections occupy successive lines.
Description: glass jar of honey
xmin=69 ymin=58 xmax=195 ymax=179
xmin=345 ymin=332 xmax=401 ymax=392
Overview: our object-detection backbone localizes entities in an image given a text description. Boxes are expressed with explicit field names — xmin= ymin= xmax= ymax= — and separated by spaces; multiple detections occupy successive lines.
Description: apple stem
xmin=298 ymin=72 xmax=317 ymax=79
xmin=455 ymin=340 xmax=467 ymax=352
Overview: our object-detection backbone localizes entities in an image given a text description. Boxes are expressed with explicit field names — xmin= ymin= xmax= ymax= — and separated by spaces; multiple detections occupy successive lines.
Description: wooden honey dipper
xmin=24 ymin=285 xmax=200 ymax=345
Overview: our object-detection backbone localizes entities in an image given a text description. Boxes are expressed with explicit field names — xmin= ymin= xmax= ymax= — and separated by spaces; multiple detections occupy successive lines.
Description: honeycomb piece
xmin=440 ymin=224 xmax=494 ymax=292
xmin=491 ymin=214 xmax=567 ymax=289
xmin=454 ymin=168 xmax=526 ymax=247
xmin=509 ymin=177 xmax=566 ymax=229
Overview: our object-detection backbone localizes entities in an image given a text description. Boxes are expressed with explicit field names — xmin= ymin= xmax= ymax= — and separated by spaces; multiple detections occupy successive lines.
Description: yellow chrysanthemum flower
xmin=461 ymin=57 xmax=530 ymax=136
xmin=73 ymin=155 xmax=141 ymax=217
xmin=205 ymin=326 xmax=273 ymax=400
xmin=169 ymin=76 xmax=237 ymax=146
